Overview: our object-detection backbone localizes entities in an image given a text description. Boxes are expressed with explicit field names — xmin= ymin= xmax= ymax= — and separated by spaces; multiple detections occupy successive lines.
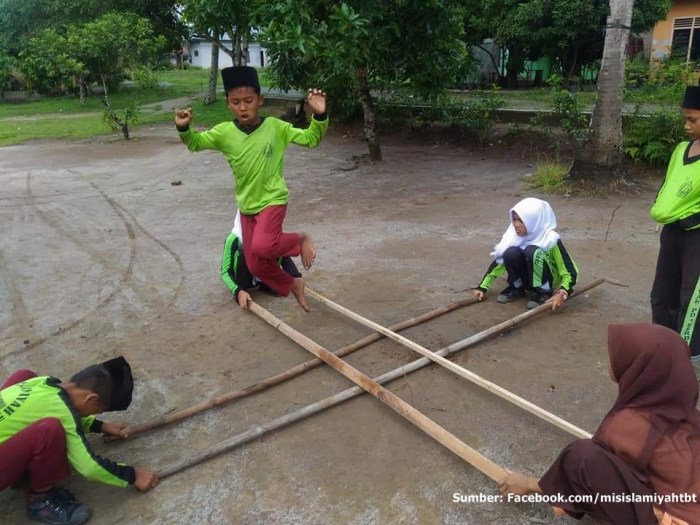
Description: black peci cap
xmin=682 ymin=86 xmax=700 ymax=110
xmin=221 ymin=66 xmax=260 ymax=94
xmin=100 ymin=356 xmax=133 ymax=411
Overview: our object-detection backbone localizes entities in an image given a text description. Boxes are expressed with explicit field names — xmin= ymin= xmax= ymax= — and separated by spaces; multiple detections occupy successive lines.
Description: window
xmin=194 ymin=50 xmax=199 ymax=57
xmin=671 ymin=17 xmax=700 ymax=62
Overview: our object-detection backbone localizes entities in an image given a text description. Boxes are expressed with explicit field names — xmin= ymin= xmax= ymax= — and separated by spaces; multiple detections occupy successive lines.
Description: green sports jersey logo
xmin=262 ymin=143 xmax=274 ymax=158
xmin=677 ymin=181 xmax=693 ymax=198
xmin=0 ymin=382 xmax=32 ymax=422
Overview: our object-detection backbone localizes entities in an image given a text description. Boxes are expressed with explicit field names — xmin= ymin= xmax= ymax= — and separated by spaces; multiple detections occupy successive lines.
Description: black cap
xmin=682 ymin=86 xmax=700 ymax=109
xmin=100 ymin=356 xmax=133 ymax=411
xmin=221 ymin=66 xmax=260 ymax=94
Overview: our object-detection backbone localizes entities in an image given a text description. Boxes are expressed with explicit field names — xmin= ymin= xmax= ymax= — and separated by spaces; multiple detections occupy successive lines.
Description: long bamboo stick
xmin=158 ymin=301 xmax=507 ymax=481
xmin=155 ymin=281 xmax=600 ymax=479
xmin=306 ymin=279 xmax=605 ymax=440
xmin=107 ymin=296 xmax=479 ymax=442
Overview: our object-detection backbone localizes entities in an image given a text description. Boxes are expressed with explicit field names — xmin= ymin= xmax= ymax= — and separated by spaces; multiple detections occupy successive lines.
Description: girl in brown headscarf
xmin=499 ymin=323 xmax=700 ymax=524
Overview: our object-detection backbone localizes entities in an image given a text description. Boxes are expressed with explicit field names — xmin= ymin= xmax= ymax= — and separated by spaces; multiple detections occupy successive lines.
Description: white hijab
xmin=491 ymin=197 xmax=560 ymax=263
xmin=231 ymin=210 xmax=260 ymax=285
xmin=232 ymin=210 xmax=243 ymax=240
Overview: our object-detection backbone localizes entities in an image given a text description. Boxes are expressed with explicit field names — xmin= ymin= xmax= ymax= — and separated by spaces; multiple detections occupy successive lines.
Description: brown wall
xmin=651 ymin=0 xmax=700 ymax=59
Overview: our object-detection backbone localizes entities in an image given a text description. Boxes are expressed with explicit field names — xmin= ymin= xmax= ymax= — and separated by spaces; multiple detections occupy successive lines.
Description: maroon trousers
xmin=539 ymin=439 xmax=657 ymax=525
xmin=0 ymin=370 xmax=71 ymax=492
xmin=240 ymin=204 xmax=301 ymax=296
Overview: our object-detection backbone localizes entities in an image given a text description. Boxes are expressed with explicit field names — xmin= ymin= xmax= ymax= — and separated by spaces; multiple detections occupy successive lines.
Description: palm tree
xmin=570 ymin=0 xmax=634 ymax=180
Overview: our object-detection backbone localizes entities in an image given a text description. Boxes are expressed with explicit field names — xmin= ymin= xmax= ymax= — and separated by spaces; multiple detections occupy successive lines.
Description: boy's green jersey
xmin=651 ymin=141 xmax=700 ymax=229
xmin=179 ymin=115 xmax=329 ymax=215
xmin=0 ymin=376 xmax=135 ymax=487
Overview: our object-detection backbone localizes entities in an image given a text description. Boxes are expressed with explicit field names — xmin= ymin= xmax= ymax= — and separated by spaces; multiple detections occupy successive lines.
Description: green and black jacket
xmin=0 ymin=376 xmax=135 ymax=487
xmin=477 ymin=240 xmax=578 ymax=293
xmin=221 ymin=231 xmax=300 ymax=299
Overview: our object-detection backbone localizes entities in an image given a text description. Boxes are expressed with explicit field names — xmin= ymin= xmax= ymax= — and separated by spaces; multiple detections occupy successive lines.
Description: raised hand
xmin=175 ymin=107 xmax=193 ymax=128
xmin=306 ymin=89 xmax=327 ymax=115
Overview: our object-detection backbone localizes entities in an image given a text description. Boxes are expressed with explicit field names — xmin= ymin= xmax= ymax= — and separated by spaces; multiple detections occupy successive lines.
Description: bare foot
xmin=300 ymin=233 xmax=316 ymax=270
xmin=290 ymin=278 xmax=310 ymax=312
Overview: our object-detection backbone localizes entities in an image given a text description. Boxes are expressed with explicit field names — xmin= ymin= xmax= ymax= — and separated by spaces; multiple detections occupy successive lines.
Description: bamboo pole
xmin=107 ymin=296 xmax=479 ymax=442
xmin=156 ymin=281 xmax=601 ymax=478
xmin=158 ymin=301 xmax=507 ymax=481
xmin=306 ymin=279 xmax=606 ymax=440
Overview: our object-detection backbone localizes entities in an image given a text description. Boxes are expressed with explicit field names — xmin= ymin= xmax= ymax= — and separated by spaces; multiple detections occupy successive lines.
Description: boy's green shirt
xmin=651 ymin=141 xmax=700 ymax=229
xmin=0 ymin=376 xmax=135 ymax=487
xmin=179 ymin=115 xmax=329 ymax=215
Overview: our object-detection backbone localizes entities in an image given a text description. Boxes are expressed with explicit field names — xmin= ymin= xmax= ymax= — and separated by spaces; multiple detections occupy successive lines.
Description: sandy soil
xmin=0 ymin=121 xmax=664 ymax=524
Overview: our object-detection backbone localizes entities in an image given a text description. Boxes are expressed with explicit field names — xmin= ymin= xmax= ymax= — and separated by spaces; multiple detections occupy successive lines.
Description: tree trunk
xmin=570 ymin=0 xmax=634 ymax=181
xmin=505 ymin=48 xmax=525 ymax=89
xmin=78 ymin=77 xmax=86 ymax=106
xmin=356 ymin=68 xmax=382 ymax=162
xmin=475 ymin=44 xmax=505 ymax=86
xmin=232 ymin=32 xmax=248 ymax=66
xmin=205 ymin=41 xmax=219 ymax=106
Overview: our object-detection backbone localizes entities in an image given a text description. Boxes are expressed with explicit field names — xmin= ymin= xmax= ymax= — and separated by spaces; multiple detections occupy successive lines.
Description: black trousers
xmin=651 ymin=224 xmax=700 ymax=357
xmin=503 ymin=245 xmax=553 ymax=292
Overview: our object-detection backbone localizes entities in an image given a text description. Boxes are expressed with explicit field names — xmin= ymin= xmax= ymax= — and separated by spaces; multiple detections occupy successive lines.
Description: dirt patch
xmin=0 ymin=122 xmax=664 ymax=524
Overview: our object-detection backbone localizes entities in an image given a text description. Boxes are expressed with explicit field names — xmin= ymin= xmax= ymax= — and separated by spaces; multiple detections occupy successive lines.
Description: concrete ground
xmin=0 ymin=122 xmax=663 ymax=524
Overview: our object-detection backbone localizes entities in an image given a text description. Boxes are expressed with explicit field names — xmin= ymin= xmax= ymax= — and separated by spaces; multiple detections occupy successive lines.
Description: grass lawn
xmin=0 ymin=96 xmax=288 ymax=146
xmin=0 ymin=115 xmax=114 ymax=145
xmin=0 ymin=67 xmax=282 ymax=145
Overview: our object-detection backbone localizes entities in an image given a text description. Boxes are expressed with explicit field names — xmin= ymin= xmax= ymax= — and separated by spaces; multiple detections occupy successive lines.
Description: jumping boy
xmin=222 ymin=211 xmax=301 ymax=309
xmin=175 ymin=66 xmax=328 ymax=312
xmin=0 ymin=357 xmax=158 ymax=525
xmin=651 ymin=84 xmax=700 ymax=380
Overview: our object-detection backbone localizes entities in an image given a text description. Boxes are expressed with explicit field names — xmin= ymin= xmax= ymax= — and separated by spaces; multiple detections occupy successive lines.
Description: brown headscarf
xmin=594 ymin=323 xmax=700 ymax=521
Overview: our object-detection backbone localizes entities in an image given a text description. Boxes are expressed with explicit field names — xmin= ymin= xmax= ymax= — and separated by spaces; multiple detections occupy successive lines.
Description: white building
xmin=188 ymin=37 xmax=269 ymax=68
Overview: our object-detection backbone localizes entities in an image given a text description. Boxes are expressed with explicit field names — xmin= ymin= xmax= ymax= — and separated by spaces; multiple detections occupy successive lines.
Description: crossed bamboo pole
xmin=156 ymin=278 xmax=604 ymax=478
xmin=108 ymin=296 xmax=480 ymax=441
xmin=305 ymin=282 xmax=600 ymax=440
xmin=159 ymin=299 xmax=506 ymax=481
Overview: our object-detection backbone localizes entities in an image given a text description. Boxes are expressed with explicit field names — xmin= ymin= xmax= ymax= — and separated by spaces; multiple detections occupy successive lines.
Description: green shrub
xmin=623 ymin=106 xmax=686 ymax=166
xmin=551 ymin=90 xmax=589 ymax=139
xmin=625 ymin=58 xmax=695 ymax=105
xmin=376 ymin=92 xmax=504 ymax=141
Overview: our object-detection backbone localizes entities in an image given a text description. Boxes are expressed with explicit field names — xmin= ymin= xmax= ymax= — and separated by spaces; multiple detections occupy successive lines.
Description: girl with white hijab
xmin=473 ymin=198 xmax=578 ymax=310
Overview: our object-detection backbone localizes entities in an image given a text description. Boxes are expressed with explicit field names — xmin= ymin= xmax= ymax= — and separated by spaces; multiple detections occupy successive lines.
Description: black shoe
xmin=527 ymin=293 xmax=552 ymax=310
xmin=496 ymin=286 xmax=525 ymax=303
xmin=26 ymin=487 xmax=91 ymax=525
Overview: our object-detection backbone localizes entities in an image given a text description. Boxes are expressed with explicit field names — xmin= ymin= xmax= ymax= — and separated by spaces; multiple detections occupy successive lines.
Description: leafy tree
xmin=0 ymin=53 xmax=16 ymax=94
xmin=19 ymin=12 xmax=164 ymax=137
xmin=464 ymin=0 xmax=670 ymax=86
xmin=96 ymin=0 xmax=186 ymax=53
xmin=19 ymin=29 xmax=84 ymax=93
xmin=0 ymin=0 xmax=183 ymax=57
xmin=65 ymin=12 xmax=165 ymax=94
xmin=101 ymin=67 xmax=158 ymax=139
xmin=181 ymin=0 xmax=258 ymax=105
xmin=259 ymin=0 xmax=470 ymax=161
